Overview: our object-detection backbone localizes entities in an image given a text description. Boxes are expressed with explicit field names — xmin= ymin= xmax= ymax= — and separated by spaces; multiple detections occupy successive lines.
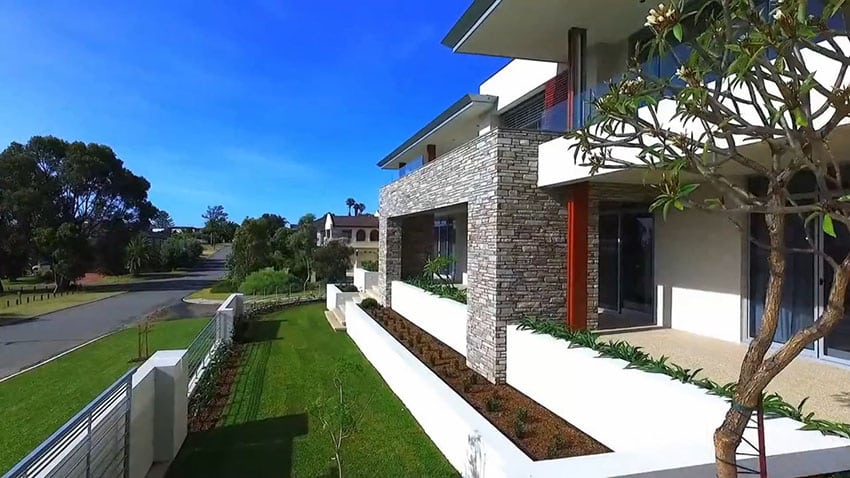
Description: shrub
xmin=517 ymin=407 xmax=529 ymax=422
xmin=485 ymin=395 xmax=502 ymax=413
xmin=360 ymin=260 xmax=378 ymax=272
xmin=239 ymin=269 xmax=297 ymax=295
xmin=210 ymin=279 xmax=239 ymax=294
xmin=514 ymin=419 xmax=528 ymax=439
xmin=359 ymin=298 xmax=380 ymax=310
xmin=553 ymin=433 xmax=567 ymax=450
xmin=161 ymin=235 xmax=203 ymax=270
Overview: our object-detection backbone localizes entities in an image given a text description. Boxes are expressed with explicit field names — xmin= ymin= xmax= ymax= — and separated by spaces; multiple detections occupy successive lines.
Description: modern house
xmin=376 ymin=0 xmax=850 ymax=385
xmin=317 ymin=213 xmax=380 ymax=268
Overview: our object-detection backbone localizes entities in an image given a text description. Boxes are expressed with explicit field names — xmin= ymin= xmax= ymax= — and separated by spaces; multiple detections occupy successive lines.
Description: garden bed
xmin=361 ymin=305 xmax=609 ymax=461
xmin=188 ymin=343 xmax=245 ymax=432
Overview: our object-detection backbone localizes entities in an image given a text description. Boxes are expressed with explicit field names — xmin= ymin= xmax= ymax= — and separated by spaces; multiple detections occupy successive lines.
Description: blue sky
xmin=0 ymin=1 xmax=506 ymax=226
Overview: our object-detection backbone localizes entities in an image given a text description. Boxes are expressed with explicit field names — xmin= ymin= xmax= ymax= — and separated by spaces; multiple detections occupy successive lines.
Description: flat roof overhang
xmin=377 ymin=94 xmax=497 ymax=169
xmin=442 ymin=0 xmax=653 ymax=61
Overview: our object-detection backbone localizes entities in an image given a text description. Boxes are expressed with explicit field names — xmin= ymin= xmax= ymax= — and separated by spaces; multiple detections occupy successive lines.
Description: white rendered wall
xmin=506 ymin=325 xmax=850 ymax=477
xmin=326 ymin=284 xmax=341 ymax=311
xmin=353 ymin=267 xmax=379 ymax=292
xmin=391 ymin=281 xmax=467 ymax=356
xmin=654 ymin=184 xmax=746 ymax=342
xmin=479 ymin=59 xmax=559 ymax=111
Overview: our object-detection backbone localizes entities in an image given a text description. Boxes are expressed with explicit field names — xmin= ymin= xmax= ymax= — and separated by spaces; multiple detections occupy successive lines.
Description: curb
xmin=0 ymin=291 xmax=128 ymax=328
xmin=181 ymin=297 xmax=225 ymax=305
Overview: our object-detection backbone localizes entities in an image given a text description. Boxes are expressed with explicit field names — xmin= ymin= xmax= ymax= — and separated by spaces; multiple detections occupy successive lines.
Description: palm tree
xmin=355 ymin=203 xmax=366 ymax=216
xmin=126 ymin=235 xmax=153 ymax=276
xmin=345 ymin=198 xmax=356 ymax=216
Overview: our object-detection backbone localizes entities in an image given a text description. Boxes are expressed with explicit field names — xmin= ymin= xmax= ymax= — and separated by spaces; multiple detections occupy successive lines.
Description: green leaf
xmin=673 ymin=23 xmax=684 ymax=42
xmin=680 ymin=183 xmax=701 ymax=197
xmin=824 ymin=214 xmax=837 ymax=238
xmin=793 ymin=108 xmax=809 ymax=128
xmin=674 ymin=200 xmax=685 ymax=211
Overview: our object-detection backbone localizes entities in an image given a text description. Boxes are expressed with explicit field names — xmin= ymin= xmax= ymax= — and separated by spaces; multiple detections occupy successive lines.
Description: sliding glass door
xmin=823 ymin=222 xmax=850 ymax=361
xmin=748 ymin=206 xmax=850 ymax=361
xmin=598 ymin=203 xmax=655 ymax=329
xmin=748 ymin=212 xmax=815 ymax=348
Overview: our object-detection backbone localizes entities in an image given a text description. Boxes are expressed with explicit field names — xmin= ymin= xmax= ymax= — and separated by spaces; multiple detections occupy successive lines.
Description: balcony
xmin=537 ymin=37 xmax=850 ymax=188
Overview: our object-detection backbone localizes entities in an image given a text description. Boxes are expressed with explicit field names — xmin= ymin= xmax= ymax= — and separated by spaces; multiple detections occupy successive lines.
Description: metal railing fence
xmin=3 ymin=369 xmax=134 ymax=478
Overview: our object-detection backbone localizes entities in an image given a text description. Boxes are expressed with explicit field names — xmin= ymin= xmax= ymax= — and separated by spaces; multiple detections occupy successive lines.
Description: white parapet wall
xmin=390 ymin=281 xmax=467 ymax=357
xmin=353 ymin=267 xmax=379 ymax=292
xmin=506 ymin=325 xmax=850 ymax=478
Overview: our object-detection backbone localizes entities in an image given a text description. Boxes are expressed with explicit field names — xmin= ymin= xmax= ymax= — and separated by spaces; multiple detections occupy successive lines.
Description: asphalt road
xmin=0 ymin=246 xmax=231 ymax=379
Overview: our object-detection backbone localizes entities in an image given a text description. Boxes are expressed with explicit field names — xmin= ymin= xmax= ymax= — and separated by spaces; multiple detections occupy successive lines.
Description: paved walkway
xmin=603 ymin=328 xmax=850 ymax=424
xmin=0 ymin=247 xmax=230 ymax=379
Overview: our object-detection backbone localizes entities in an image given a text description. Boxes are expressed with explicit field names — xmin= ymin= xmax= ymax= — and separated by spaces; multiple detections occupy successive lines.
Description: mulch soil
xmin=363 ymin=305 xmax=611 ymax=461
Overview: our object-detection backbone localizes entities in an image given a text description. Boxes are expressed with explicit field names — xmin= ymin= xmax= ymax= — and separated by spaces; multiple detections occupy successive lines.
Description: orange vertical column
xmin=567 ymin=183 xmax=589 ymax=331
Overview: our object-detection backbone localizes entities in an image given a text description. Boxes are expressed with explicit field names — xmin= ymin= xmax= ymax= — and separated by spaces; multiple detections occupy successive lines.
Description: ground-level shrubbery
xmin=238 ymin=269 xmax=298 ymax=295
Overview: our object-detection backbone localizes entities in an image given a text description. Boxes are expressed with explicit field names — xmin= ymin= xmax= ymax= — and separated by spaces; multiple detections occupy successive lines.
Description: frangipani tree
xmin=567 ymin=0 xmax=850 ymax=475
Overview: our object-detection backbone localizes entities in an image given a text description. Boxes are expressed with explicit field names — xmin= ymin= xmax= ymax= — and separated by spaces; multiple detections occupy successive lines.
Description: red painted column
xmin=567 ymin=183 xmax=589 ymax=331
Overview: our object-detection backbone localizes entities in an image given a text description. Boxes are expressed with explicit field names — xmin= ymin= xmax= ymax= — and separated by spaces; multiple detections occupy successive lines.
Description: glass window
xmin=369 ymin=230 xmax=379 ymax=241
xmin=355 ymin=230 xmax=366 ymax=242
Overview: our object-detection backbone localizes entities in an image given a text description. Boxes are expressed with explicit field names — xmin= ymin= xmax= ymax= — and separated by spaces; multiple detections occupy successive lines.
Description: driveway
xmin=0 ymin=247 xmax=231 ymax=379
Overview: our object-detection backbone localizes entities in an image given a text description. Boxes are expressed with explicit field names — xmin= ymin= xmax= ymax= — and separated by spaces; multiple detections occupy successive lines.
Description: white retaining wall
xmin=353 ymin=267 xmax=379 ymax=292
xmin=390 ymin=281 xmax=467 ymax=356
xmin=345 ymin=301 xmax=850 ymax=477
xmin=326 ymin=284 xmax=360 ymax=312
xmin=345 ymin=301 xmax=532 ymax=478
xmin=506 ymin=325 xmax=850 ymax=478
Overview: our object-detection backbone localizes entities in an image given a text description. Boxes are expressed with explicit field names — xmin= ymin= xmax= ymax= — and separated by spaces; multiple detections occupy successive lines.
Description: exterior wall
xmin=352 ymin=246 xmax=378 ymax=268
xmin=479 ymin=59 xmax=559 ymax=111
xmin=655 ymin=184 xmax=746 ymax=342
xmin=379 ymin=129 xmax=565 ymax=383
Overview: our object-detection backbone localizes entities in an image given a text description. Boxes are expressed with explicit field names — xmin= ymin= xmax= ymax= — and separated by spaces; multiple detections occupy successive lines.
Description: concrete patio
xmin=604 ymin=328 xmax=850 ymax=424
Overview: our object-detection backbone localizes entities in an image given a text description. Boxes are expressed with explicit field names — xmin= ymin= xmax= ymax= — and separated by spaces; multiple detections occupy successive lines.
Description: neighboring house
xmin=151 ymin=226 xmax=200 ymax=235
xmin=317 ymin=213 xmax=380 ymax=268
xmin=377 ymin=0 xmax=850 ymax=383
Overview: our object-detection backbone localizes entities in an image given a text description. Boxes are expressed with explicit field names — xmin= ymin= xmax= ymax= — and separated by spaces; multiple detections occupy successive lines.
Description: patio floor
xmin=603 ymin=328 xmax=850 ymax=424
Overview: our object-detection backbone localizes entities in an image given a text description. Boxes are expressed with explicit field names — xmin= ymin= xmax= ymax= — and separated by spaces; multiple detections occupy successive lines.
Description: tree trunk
xmin=714 ymin=207 xmax=786 ymax=475
xmin=714 ymin=404 xmax=756 ymax=477
xmin=54 ymin=275 xmax=70 ymax=293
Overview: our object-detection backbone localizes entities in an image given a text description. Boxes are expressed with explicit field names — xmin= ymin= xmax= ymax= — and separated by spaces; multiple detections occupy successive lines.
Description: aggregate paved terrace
xmin=0 ymin=247 xmax=230 ymax=379
xmin=603 ymin=328 xmax=850 ymax=424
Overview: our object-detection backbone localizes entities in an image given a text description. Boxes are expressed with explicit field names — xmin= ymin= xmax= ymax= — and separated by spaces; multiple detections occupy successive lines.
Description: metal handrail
xmin=185 ymin=318 xmax=217 ymax=380
xmin=4 ymin=368 xmax=135 ymax=478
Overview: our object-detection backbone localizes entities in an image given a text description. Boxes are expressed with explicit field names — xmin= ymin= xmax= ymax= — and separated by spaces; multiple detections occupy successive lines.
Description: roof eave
xmin=441 ymin=0 xmax=500 ymax=51
xmin=376 ymin=94 xmax=497 ymax=168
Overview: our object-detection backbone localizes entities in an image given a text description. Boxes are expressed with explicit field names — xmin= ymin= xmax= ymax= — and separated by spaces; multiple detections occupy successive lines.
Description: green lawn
xmin=0 ymin=291 xmax=125 ymax=321
xmin=0 ymin=318 xmax=210 ymax=473
xmin=168 ymin=304 xmax=456 ymax=478
xmin=93 ymin=270 xmax=188 ymax=285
